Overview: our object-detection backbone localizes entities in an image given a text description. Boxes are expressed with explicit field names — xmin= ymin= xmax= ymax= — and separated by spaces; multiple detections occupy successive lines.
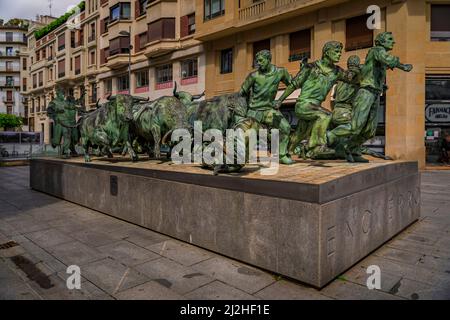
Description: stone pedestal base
xmin=30 ymin=158 xmax=420 ymax=288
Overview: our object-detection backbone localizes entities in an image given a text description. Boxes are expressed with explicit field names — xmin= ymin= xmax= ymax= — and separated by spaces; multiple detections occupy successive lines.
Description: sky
xmin=0 ymin=0 xmax=78 ymax=22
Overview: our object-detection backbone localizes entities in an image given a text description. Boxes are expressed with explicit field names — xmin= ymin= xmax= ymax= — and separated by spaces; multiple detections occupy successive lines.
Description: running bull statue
xmin=78 ymin=94 xmax=148 ymax=162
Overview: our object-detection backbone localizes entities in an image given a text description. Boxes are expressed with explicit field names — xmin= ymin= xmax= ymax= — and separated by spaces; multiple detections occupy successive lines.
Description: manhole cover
xmin=0 ymin=241 xmax=19 ymax=250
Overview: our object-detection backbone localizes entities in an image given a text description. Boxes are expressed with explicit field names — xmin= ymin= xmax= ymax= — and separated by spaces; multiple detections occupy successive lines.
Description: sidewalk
xmin=0 ymin=166 xmax=449 ymax=300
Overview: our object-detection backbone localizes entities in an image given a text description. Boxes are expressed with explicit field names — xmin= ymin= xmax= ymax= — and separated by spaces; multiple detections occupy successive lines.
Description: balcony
xmin=0 ymin=66 xmax=19 ymax=73
xmin=2 ymin=98 xmax=15 ymax=103
xmin=105 ymin=54 xmax=129 ymax=69
xmin=0 ymin=51 xmax=20 ymax=58
xmin=0 ymin=81 xmax=20 ymax=88
xmin=196 ymin=0 xmax=337 ymax=40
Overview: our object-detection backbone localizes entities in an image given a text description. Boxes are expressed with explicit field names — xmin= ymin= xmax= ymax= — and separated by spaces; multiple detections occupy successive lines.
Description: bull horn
xmin=192 ymin=91 xmax=205 ymax=100
xmin=173 ymin=82 xmax=179 ymax=98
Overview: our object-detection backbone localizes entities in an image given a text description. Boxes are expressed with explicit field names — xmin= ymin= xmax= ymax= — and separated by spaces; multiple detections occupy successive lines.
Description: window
xmin=289 ymin=29 xmax=311 ymax=62
xmin=117 ymin=75 xmax=129 ymax=92
xmin=22 ymin=78 xmax=27 ymax=91
xmin=89 ymin=23 xmax=96 ymax=41
xmin=23 ymin=58 xmax=27 ymax=70
xmin=110 ymin=3 xmax=131 ymax=22
xmin=36 ymin=50 xmax=40 ymax=61
xmin=71 ymin=31 xmax=76 ymax=48
xmin=188 ymin=14 xmax=196 ymax=35
xmin=6 ymin=76 xmax=14 ymax=87
xmin=101 ymin=17 xmax=109 ymax=34
xmin=181 ymin=58 xmax=198 ymax=79
xmin=156 ymin=64 xmax=173 ymax=84
xmin=148 ymin=18 xmax=176 ymax=42
xmin=252 ymin=39 xmax=270 ymax=66
xmin=58 ymin=34 xmax=65 ymax=51
xmin=33 ymin=74 xmax=37 ymax=88
xmin=6 ymin=91 xmax=13 ymax=102
xmin=345 ymin=14 xmax=373 ymax=51
xmin=100 ymin=47 xmax=110 ymax=64
xmin=204 ymin=0 xmax=225 ymax=21
xmin=91 ymin=83 xmax=98 ymax=103
xmin=58 ymin=59 xmax=65 ymax=78
xmin=6 ymin=61 xmax=13 ymax=72
xmin=426 ymin=76 xmax=450 ymax=101
xmin=74 ymin=56 xmax=81 ymax=75
xmin=6 ymin=32 xmax=13 ymax=42
xmin=104 ymin=79 xmax=112 ymax=93
xmin=90 ymin=50 xmax=96 ymax=65
xmin=136 ymin=70 xmax=149 ymax=88
xmin=137 ymin=0 xmax=148 ymax=16
xmin=49 ymin=45 xmax=53 ymax=59
xmin=49 ymin=67 xmax=53 ymax=81
xmin=431 ymin=5 xmax=450 ymax=41
xmin=135 ymin=32 xmax=147 ymax=52
xmin=6 ymin=47 xmax=13 ymax=56
xmin=39 ymin=72 xmax=43 ymax=86
xmin=220 ymin=48 xmax=233 ymax=74
xmin=181 ymin=13 xmax=196 ymax=38
xmin=109 ymin=36 xmax=130 ymax=56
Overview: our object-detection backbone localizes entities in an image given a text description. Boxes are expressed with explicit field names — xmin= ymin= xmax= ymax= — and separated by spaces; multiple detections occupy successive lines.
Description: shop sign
xmin=425 ymin=104 xmax=450 ymax=123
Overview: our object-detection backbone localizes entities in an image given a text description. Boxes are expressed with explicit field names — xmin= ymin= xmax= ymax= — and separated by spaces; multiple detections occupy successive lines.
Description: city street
xmin=0 ymin=166 xmax=449 ymax=300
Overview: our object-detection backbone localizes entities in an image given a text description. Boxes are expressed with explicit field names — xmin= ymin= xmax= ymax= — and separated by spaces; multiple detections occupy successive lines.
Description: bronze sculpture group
xmin=49 ymin=32 xmax=412 ymax=171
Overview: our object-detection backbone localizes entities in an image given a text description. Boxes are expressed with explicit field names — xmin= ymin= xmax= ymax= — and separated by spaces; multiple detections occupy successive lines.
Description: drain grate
xmin=0 ymin=241 xmax=19 ymax=250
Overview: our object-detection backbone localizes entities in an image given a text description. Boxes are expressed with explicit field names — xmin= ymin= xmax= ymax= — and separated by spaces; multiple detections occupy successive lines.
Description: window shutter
xmin=135 ymin=0 xmax=140 ymax=17
xmin=135 ymin=34 xmax=140 ymax=52
xmin=346 ymin=15 xmax=373 ymax=51
xmin=180 ymin=15 xmax=189 ymax=38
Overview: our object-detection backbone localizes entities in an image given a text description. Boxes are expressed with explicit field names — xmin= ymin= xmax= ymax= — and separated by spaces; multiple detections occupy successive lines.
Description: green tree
xmin=0 ymin=113 xmax=23 ymax=130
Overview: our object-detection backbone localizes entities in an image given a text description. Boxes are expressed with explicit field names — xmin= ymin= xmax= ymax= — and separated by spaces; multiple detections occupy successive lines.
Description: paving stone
xmin=48 ymin=218 xmax=89 ymax=234
xmin=114 ymin=281 xmax=183 ymax=300
xmin=386 ymin=239 xmax=450 ymax=258
xmin=320 ymin=280 xmax=403 ymax=300
xmin=0 ymin=280 xmax=41 ymax=300
xmin=357 ymin=256 xmax=450 ymax=289
xmin=25 ymin=207 xmax=69 ymax=222
xmin=69 ymin=229 xmax=119 ymax=247
xmin=373 ymin=247 xmax=424 ymax=265
xmin=24 ymin=228 xmax=74 ymax=248
xmin=6 ymin=216 xmax=51 ymax=234
xmin=82 ymin=258 xmax=150 ymax=295
xmin=134 ymin=257 xmax=215 ymax=295
xmin=27 ymin=273 xmax=112 ymax=300
xmin=191 ymin=257 xmax=275 ymax=294
xmin=146 ymin=240 xmax=212 ymax=266
xmin=341 ymin=264 xmax=402 ymax=294
xmin=184 ymin=281 xmax=258 ymax=300
xmin=123 ymin=228 xmax=170 ymax=248
xmin=417 ymin=255 xmax=450 ymax=273
xmin=97 ymin=241 xmax=160 ymax=266
xmin=255 ymin=280 xmax=331 ymax=300
xmin=390 ymin=277 xmax=450 ymax=300
xmin=47 ymin=241 xmax=106 ymax=267
xmin=398 ymin=231 xmax=441 ymax=246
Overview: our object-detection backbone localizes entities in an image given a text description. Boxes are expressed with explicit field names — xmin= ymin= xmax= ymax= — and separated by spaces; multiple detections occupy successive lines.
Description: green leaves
xmin=34 ymin=1 xmax=86 ymax=40
xmin=0 ymin=113 xmax=23 ymax=129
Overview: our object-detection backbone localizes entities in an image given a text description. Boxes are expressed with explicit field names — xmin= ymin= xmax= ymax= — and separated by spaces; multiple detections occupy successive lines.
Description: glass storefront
xmin=425 ymin=76 xmax=450 ymax=164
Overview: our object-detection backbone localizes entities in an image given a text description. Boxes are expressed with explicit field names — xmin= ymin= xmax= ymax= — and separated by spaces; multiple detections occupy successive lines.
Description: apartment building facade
xmin=195 ymin=0 xmax=450 ymax=167
xmin=0 ymin=25 xmax=28 ymax=120
xmin=96 ymin=0 xmax=205 ymax=101
xmin=25 ymin=0 xmax=205 ymax=144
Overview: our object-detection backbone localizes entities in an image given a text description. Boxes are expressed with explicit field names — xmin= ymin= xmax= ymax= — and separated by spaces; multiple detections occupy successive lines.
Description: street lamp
xmin=119 ymin=27 xmax=133 ymax=94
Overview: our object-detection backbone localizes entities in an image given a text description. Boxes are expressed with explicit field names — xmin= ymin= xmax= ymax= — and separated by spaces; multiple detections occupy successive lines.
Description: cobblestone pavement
xmin=0 ymin=166 xmax=449 ymax=300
